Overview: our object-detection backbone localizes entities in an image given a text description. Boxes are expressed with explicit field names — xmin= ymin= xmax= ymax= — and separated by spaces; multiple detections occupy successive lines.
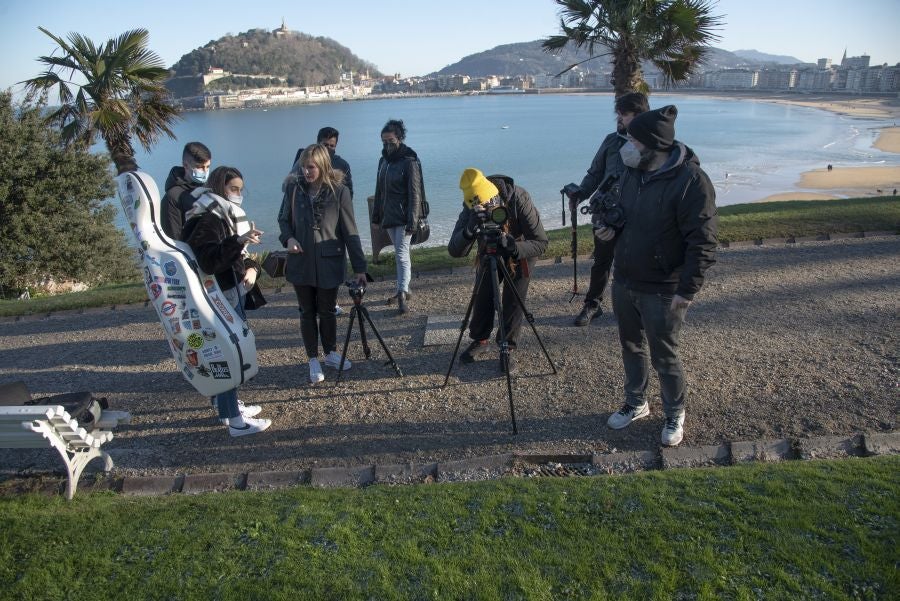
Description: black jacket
xmin=448 ymin=175 xmax=548 ymax=269
xmin=277 ymin=174 xmax=367 ymax=289
xmin=613 ymin=143 xmax=718 ymax=300
xmin=162 ymin=166 xmax=201 ymax=241
xmin=292 ymin=148 xmax=353 ymax=198
xmin=184 ymin=210 xmax=259 ymax=294
xmin=372 ymin=144 xmax=424 ymax=229
xmin=579 ymin=131 xmax=628 ymax=198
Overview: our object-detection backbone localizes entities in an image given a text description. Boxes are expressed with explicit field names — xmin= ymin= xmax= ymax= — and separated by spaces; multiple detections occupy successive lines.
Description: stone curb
xmin=3 ymin=431 xmax=897 ymax=498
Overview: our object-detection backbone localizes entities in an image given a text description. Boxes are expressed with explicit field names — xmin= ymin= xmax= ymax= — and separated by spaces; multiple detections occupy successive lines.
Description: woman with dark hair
xmin=183 ymin=166 xmax=271 ymax=437
xmin=279 ymin=144 xmax=367 ymax=384
xmin=372 ymin=119 xmax=425 ymax=314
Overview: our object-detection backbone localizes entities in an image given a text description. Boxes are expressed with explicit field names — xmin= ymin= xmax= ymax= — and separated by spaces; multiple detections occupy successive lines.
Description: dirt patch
xmin=1 ymin=236 xmax=897 ymax=479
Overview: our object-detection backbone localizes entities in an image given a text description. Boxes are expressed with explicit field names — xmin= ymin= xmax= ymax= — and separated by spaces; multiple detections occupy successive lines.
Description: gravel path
xmin=1 ymin=236 xmax=897 ymax=478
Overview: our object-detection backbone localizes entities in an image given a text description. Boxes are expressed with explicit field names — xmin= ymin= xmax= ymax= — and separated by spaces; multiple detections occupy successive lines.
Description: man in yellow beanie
xmin=448 ymin=169 xmax=548 ymax=372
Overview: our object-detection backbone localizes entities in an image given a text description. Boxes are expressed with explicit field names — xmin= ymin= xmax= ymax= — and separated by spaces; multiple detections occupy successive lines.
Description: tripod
xmin=442 ymin=246 xmax=557 ymax=434
xmin=335 ymin=291 xmax=403 ymax=384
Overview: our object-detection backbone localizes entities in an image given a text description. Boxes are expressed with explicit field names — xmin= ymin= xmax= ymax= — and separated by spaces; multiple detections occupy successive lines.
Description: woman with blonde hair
xmin=278 ymin=144 xmax=367 ymax=384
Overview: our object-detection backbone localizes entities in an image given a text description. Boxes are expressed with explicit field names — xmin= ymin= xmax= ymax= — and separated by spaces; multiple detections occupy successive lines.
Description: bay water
xmin=128 ymin=94 xmax=899 ymax=251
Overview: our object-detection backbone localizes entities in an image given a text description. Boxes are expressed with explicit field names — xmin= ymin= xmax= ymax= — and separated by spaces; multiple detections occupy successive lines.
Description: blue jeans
xmin=612 ymin=281 xmax=688 ymax=417
xmin=213 ymin=293 xmax=246 ymax=420
xmin=384 ymin=225 xmax=412 ymax=295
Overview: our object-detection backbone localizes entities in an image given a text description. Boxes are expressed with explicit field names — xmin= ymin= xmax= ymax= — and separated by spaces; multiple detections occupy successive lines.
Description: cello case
xmin=116 ymin=170 xmax=258 ymax=397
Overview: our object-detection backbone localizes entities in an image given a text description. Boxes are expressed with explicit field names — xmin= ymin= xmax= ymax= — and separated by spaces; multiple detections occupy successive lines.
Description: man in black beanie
xmin=564 ymin=92 xmax=649 ymax=326
xmin=596 ymin=104 xmax=718 ymax=447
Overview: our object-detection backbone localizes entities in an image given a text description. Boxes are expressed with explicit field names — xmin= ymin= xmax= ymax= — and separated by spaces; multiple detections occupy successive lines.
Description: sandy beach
xmin=740 ymin=96 xmax=900 ymax=203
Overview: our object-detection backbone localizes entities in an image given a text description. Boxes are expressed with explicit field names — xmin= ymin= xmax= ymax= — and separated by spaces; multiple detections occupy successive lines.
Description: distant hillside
xmin=435 ymin=40 xmax=751 ymax=77
xmin=170 ymin=27 xmax=380 ymax=89
xmin=733 ymin=49 xmax=804 ymax=65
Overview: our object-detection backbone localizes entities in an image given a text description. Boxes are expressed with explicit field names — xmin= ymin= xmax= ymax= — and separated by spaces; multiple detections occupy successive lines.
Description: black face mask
xmin=383 ymin=141 xmax=400 ymax=154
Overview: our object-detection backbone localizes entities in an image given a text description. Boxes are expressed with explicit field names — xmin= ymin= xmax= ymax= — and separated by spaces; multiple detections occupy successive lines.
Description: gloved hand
xmin=463 ymin=208 xmax=483 ymax=239
xmin=498 ymin=233 xmax=519 ymax=259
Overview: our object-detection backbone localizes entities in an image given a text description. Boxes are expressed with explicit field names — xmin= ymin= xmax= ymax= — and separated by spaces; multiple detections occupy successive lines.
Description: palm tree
xmin=542 ymin=0 xmax=723 ymax=96
xmin=22 ymin=27 xmax=180 ymax=174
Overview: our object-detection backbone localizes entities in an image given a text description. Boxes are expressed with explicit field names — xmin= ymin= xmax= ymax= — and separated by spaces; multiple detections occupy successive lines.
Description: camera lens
xmin=490 ymin=206 xmax=508 ymax=224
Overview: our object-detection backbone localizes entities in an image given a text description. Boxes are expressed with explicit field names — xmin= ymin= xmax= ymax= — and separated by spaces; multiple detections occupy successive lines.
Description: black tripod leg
xmin=569 ymin=201 xmax=581 ymax=303
xmin=357 ymin=309 xmax=372 ymax=359
xmin=359 ymin=306 xmax=403 ymax=377
xmin=442 ymin=264 xmax=489 ymax=387
xmin=335 ymin=306 xmax=357 ymax=385
xmin=488 ymin=255 xmax=518 ymax=435
xmin=497 ymin=260 xmax=558 ymax=375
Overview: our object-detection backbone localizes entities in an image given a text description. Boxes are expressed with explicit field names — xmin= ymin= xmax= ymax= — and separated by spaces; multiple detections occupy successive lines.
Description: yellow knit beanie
xmin=459 ymin=168 xmax=499 ymax=209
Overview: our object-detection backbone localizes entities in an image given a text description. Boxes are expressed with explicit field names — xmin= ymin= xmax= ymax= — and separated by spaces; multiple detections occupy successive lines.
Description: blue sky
xmin=1 ymin=0 xmax=898 ymax=92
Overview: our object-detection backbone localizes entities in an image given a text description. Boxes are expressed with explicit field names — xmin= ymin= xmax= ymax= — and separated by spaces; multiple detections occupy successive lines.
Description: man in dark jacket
xmin=293 ymin=126 xmax=353 ymax=198
xmin=448 ymin=169 xmax=548 ymax=372
xmin=564 ymin=92 xmax=649 ymax=326
xmin=599 ymin=105 xmax=717 ymax=447
xmin=161 ymin=142 xmax=212 ymax=240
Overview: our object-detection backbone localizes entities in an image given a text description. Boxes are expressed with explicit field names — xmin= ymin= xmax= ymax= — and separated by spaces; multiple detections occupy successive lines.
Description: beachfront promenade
xmin=0 ymin=234 xmax=896 ymax=483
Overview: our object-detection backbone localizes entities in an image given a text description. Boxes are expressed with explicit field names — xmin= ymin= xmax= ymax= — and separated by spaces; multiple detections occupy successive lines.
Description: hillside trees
xmin=543 ymin=0 xmax=723 ymax=95
xmin=22 ymin=27 xmax=179 ymax=174
xmin=0 ymin=92 xmax=135 ymax=296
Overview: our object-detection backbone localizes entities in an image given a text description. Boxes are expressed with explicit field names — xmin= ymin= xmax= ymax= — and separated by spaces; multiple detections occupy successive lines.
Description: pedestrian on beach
xmin=183 ymin=166 xmax=271 ymax=437
xmin=372 ymin=119 xmax=426 ymax=314
xmin=161 ymin=141 xmax=212 ymax=240
xmin=600 ymin=105 xmax=718 ymax=447
xmin=562 ymin=92 xmax=649 ymax=326
xmin=279 ymin=144 xmax=367 ymax=384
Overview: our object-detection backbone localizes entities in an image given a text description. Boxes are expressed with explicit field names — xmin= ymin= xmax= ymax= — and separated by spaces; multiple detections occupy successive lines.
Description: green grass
xmin=2 ymin=196 xmax=897 ymax=318
xmin=1 ymin=457 xmax=897 ymax=600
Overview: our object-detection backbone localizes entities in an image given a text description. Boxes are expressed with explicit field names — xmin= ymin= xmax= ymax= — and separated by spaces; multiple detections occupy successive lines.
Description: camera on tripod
xmin=580 ymin=174 xmax=626 ymax=230
xmin=344 ymin=279 xmax=366 ymax=301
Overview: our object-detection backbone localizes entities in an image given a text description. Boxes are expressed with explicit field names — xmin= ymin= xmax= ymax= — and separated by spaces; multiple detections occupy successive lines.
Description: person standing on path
xmin=372 ymin=119 xmax=425 ymax=315
xmin=600 ymin=105 xmax=718 ymax=447
xmin=563 ymin=93 xmax=649 ymax=326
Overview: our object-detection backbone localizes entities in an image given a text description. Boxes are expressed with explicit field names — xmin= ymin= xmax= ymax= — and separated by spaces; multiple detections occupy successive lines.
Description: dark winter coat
xmin=579 ymin=131 xmax=628 ymax=198
xmin=277 ymin=174 xmax=367 ymax=289
xmin=183 ymin=210 xmax=259 ymax=294
xmin=162 ymin=166 xmax=201 ymax=241
xmin=613 ymin=143 xmax=718 ymax=300
xmin=372 ymin=144 xmax=424 ymax=230
xmin=448 ymin=175 xmax=549 ymax=270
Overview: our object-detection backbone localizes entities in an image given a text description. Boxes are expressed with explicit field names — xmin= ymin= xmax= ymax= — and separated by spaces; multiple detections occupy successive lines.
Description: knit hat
xmin=627 ymin=105 xmax=678 ymax=150
xmin=459 ymin=168 xmax=500 ymax=209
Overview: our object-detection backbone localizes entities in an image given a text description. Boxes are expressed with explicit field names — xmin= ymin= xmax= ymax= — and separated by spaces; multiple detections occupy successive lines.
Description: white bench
xmin=0 ymin=405 xmax=130 ymax=499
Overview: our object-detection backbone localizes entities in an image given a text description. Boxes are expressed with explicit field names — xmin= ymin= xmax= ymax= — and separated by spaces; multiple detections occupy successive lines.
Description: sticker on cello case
xmin=187 ymin=333 xmax=204 ymax=349
xmin=164 ymin=261 xmax=178 ymax=276
xmin=209 ymin=361 xmax=232 ymax=379
xmin=161 ymin=301 xmax=177 ymax=316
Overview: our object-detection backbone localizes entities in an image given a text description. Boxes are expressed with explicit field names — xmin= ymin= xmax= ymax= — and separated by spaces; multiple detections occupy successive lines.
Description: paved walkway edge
xmin=1 ymin=431 xmax=897 ymax=498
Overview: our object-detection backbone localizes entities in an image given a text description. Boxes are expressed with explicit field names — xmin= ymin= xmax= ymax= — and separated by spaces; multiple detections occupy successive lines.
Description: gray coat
xmin=277 ymin=174 xmax=367 ymax=289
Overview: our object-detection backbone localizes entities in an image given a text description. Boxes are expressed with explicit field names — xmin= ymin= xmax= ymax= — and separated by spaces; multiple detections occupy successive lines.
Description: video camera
xmin=580 ymin=174 xmax=625 ymax=230
xmin=344 ymin=273 xmax=374 ymax=301
xmin=472 ymin=204 xmax=510 ymax=254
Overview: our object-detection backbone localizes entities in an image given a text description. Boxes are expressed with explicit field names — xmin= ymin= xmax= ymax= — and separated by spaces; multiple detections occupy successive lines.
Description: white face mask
xmin=226 ymin=193 xmax=243 ymax=205
xmin=619 ymin=141 xmax=642 ymax=168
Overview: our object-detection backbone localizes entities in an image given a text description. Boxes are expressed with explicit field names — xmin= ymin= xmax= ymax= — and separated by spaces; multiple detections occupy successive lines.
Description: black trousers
xmin=293 ymin=285 xmax=339 ymax=358
xmin=584 ymin=231 xmax=616 ymax=307
xmin=468 ymin=258 xmax=530 ymax=348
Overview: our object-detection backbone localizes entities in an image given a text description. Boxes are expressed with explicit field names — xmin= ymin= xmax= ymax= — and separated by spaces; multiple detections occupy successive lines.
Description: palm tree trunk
xmin=106 ymin=135 xmax=138 ymax=174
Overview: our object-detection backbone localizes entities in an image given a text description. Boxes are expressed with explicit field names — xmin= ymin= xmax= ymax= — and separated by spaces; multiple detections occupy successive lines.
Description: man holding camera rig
xmin=563 ymin=92 xmax=649 ymax=326
xmin=448 ymin=169 xmax=548 ymax=373
xmin=597 ymin=105 xmax=717 ymax=447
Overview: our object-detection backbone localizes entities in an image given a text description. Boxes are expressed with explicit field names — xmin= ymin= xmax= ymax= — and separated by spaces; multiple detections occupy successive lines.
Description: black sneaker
xmin=574 ymin=303 xmax=602 ymax=326
xmin=460 ymin=339 xmax=491 ymax=363
xmin=398 ymin=295 xmax=409 ymax=314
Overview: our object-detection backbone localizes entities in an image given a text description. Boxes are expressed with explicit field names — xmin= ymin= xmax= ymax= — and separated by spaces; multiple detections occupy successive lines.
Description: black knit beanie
xmin=627 ymin=105 xmax=678 ymax=150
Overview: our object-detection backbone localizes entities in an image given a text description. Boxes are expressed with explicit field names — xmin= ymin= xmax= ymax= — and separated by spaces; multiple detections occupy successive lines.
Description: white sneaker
xmin=309 ymin=358 xmax=325 ymax=383
xmin=661 ymin=413 xmax=685 ymax=446
xmin=228 ymin=417 xmax=272 ymax=437
xmin=334 ymin=304 xmax=344 ymax=316
xmin=324 ymin=351 xmax=351 ymax=370
xmin=606 ymin=403 xmax=650 ymax=429
xmin=220 ymin=399 xmax=263 ymax=423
